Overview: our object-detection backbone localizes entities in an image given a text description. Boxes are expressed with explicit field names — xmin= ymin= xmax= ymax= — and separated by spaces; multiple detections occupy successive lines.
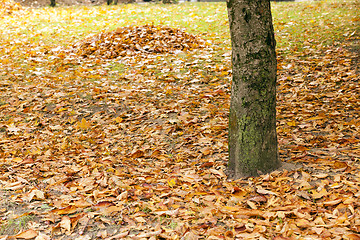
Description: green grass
xmin=1 ymin=1 xmax=357 ymax=53
xmin=1 ymin=3 xmax=230 ymax=47
xmin=1 ymin=1 xmax=358 ymax=50
xmin=0 ymin=0 xmax=358 ymax=80
xmin=0 ymin=214 xmax=35 ymax=235
xmin=272 ymin=0 xmax=359 ymax=53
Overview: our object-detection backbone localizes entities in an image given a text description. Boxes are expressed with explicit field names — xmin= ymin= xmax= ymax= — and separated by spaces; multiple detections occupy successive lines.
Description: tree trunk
xmin=227 ymin=0 xmax=281 ymax=179
xmin=162 ymin=0 xmax=178 ymax=3
xmin=50 ymin=0 xmax=56 ymax=7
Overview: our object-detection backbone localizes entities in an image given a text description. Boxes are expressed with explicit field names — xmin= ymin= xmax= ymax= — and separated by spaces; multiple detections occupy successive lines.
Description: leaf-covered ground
xmin=0 ymin=0 xmax=359 ymax=239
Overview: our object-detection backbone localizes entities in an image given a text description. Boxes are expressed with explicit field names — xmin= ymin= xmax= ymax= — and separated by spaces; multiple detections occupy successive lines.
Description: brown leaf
xmin=104 ymin=231 xmax=129 ymax=240
xmin=153 ymin=208 xmax=179 ymax=216
xmin=295 ymin=219 xmax=311 ymax=228
xmin=135 ymin=229 xmax=162 ymax=238
xmin=248 ymin=195 xmax=267 ymax=203
xmin=101 ymin=206 xmax=123 ymax=216
xmin=59 ymin=216 xmax=71 ymax=232
xmin=256 ymin=187 xmax=278 ymax=196
xmin=34 ymin=232 xmax=50 ymax=240
xmin=200 ymin=147 xmax=212 ymax=155
xmin=296 ymin=190 xmax=312 ymax=200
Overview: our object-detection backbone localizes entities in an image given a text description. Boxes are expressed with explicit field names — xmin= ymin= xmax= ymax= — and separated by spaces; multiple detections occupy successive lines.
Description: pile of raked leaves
xmin=73 ymin=25 xmax=208 ymax=59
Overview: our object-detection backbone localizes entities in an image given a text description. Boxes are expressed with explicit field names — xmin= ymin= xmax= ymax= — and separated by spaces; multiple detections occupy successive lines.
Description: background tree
xmin=50 ymin=0 xmax=55 ymax=7
xmin=162 ymin=0 xmax=178 ymax=4
xmin=227 ymin=0 xmax=281 ymax=179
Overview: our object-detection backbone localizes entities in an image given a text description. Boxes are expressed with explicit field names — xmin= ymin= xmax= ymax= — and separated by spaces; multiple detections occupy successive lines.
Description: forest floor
xmin=0 ymin=0 xmax=359 ymax=239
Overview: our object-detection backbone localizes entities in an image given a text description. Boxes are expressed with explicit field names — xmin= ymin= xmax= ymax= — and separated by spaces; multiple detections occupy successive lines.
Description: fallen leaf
xmin=51 ymin=206 xmax=77 ymax=215
xmin=311 ymin=188 xmax=328 ymax=199
xmin=154 ymin=209 xmax=179 ymax=216
xmin=14 ymin=229 xmax=38 ymax=239
xmin=347 ymin=234 xmax=360 ymax=240
xmin=104 ymin=231 xmax=129 ymax=240
xmin=60 ymin=216 xmax=71 ymax=232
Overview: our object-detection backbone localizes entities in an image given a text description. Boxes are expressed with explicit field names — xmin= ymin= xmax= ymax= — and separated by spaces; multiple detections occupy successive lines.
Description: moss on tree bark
xmin=227 ymin=0 xmax=281 ymax=179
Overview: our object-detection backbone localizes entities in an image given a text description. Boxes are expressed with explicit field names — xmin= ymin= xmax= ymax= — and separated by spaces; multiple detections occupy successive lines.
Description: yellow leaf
xmin=56 ymin=107 xmax=68 ymax=113
xmin=115 ymin=117 xmax=123 ymax=123
xmin=168 ymin=178 xmax=176 ymax=187
xmin=77 ymin=118 xmax=91 ymax=130
xmin=68 ymin=117 xmax=76 ymax=124
xmin=13 ymin=157 xmax=23 ymax=163
xmin=311 ymin=188 xmax=328 ymax=199
xmin=287 ymin=121 xmax=297 ymax=126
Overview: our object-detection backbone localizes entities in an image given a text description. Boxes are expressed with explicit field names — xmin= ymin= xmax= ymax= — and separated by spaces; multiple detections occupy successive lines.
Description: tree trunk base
xmin=226 ymin=161 xmax=300 ymax=180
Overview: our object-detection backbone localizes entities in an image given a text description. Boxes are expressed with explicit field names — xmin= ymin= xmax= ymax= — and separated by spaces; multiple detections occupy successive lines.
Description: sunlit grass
xmin=0 ymin=0 xmax=358 ymax=54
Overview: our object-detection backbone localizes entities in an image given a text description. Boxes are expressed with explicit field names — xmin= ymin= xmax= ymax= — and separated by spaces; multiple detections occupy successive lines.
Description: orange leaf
xmin=51 ymin=205 xmax=77 ymax=215
xmin=93 ymin=201 xmax=115 ymax=210
xmin=333 ymin=161 xmax=348 ymax=169
xmin=114 ymin=117 xmax=123 ymax=123
xmin=131 ymin=150 xmax=144 ymax=158
xmin=200 ymin=162 xmax=214 ymax=168
xmin=347 ymin=234 xmax=360 ymax=240
xmin=14 ymin=229 xmax=38 ymax=239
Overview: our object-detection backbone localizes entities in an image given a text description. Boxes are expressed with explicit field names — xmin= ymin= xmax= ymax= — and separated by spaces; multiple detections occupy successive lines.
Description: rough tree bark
xmin=227 ymin=0 xmax=281 ymax=179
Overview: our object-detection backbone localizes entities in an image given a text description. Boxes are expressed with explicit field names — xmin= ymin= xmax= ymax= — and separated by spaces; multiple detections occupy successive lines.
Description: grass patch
xmin=272 ymin=0 xmax=359 ymax=54
xmin=0 ymin=213 xmax=35 ymax=236
xmin=0 ymin=0 xmax=357 ymax=59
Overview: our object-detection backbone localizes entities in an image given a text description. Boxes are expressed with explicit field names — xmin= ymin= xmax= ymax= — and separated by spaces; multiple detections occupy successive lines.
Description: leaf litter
xmin=73 ymin=25 xmax=208 ymax=59
xmin=0 ymin=0 xmax=22 ymax=17
xmin=0 ymin=0 xmax=359 ymax=239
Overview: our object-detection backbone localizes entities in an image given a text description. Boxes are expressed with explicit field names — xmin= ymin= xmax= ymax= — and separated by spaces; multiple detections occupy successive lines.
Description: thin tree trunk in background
xmin=227 ymin=0 xmax=281 ymax=179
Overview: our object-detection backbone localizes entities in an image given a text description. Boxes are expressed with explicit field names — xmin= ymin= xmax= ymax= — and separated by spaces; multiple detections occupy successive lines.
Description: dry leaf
xmin=14 ymin=229 xmax=38 ymax=239
xmin=51 ymin=206 xmax=77 ymax=215
xmin=60 ymin=216 xmax=71 ymax=232
xmin=311 ymin=188 xmax=328 ymax=199
xmin=154 ymin=209 xmax=179 ymax=216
